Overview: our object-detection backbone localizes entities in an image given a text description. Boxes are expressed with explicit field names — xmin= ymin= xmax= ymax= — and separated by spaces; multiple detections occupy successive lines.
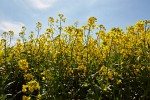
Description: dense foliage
xmin=0 ymin=14 xmax=150 ymax=100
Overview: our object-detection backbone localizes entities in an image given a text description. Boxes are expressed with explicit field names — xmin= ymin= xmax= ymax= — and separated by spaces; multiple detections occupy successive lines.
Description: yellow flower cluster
xmin=41 ymin=70 xmax=53 ymax=80
xmin=24 ymin=73 xmax=34 ymax=80
xmin=78 ymin=64 xmax=87 ymax=72
xmin=22 ymin=80 xmax=40 ymax=93
xmin=88 ymin=17 xmax=97 ymax=28
xmin=22 ymin=95 xmax=31 ymax=100
xmin=18 ymin=59 xmax=29 ymax=71
xmin=1 ymin=14 xmax=150 ymax=99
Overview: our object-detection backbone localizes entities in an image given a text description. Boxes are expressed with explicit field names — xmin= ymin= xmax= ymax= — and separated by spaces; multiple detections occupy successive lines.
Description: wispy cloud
xmin=24 ymin=0 xmax=57 ymax=10
xmin=0 ymin=21 xmax=25 ymax=34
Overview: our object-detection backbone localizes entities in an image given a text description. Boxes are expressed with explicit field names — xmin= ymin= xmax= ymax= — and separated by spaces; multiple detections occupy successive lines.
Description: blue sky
xmin=0 ymin=0 xmax=150 ymax=37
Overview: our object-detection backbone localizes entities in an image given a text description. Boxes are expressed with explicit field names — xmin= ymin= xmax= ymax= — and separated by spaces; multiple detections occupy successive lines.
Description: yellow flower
xmin=108 ymin=71 xmax=113 ymax=79
xmin=29 ymin=31 xmax=34 ymax=38
xmin=22 ymin=85 xmax=28 ymax=92
xmin=78 ymin=64 xmax=86 ymax=72
xmin=19 ymin=31 xmax=25 ymax=36
xmin=27 ymin=80 xmax=40 ymax=93
xmin=8 ymin=30 xmax=14 ymax=36
xmin=62 ymin=18 xmax=66 ymax=22
xmin=58 ymin=13 xmax=64 ymax=18
xmin=46 ymin=28 xmax=54 ymax=33
xmin=36 ymin=22 xmax=42 ymax=27
xmin=88 ymin=17 xmax=97 ymax=28
xmin=103 ymin=87 xmax=107 ymax=91
xmin=37 ymin=94 xmax=42 ymax=100
xmin=48 ymin=17 xmax=54 ymax=24
xmin=28 ymin=86 xmax=34 ymax=93
xmin=42 ymin=77 xmax=46 ymax=80
xmin=18 ymin=59 xmax=29 ymax=71
xmin=134 ymin=20 xmax=145 ymax=32
xmin=117 ymin=79 xmax=122 ymax=85
xmin=99 ymin=65 xmax=107 ymax=75
xmin=1 ymin=39 xmax=6 ymax=43
xmin=67 ymin=68 xmax=74 ymax=75
xmin=22 ymin=26 xmax=26 ymax=32
xmin=24 ymin=73 xmax=34 ymax=80
xmin=22 ymin=95 xmax=31 ymax=100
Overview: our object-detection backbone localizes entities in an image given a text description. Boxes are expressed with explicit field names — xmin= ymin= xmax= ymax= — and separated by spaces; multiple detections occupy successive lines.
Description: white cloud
xmin=0 ymin=21 xmax=25 ymax=34
xmin=25 ymin=0 xmax=56 ymax=9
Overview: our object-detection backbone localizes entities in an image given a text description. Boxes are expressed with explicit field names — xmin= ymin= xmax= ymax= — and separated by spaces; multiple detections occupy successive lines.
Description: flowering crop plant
xmin=0 ymin=14 xmax=150 ymax=100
